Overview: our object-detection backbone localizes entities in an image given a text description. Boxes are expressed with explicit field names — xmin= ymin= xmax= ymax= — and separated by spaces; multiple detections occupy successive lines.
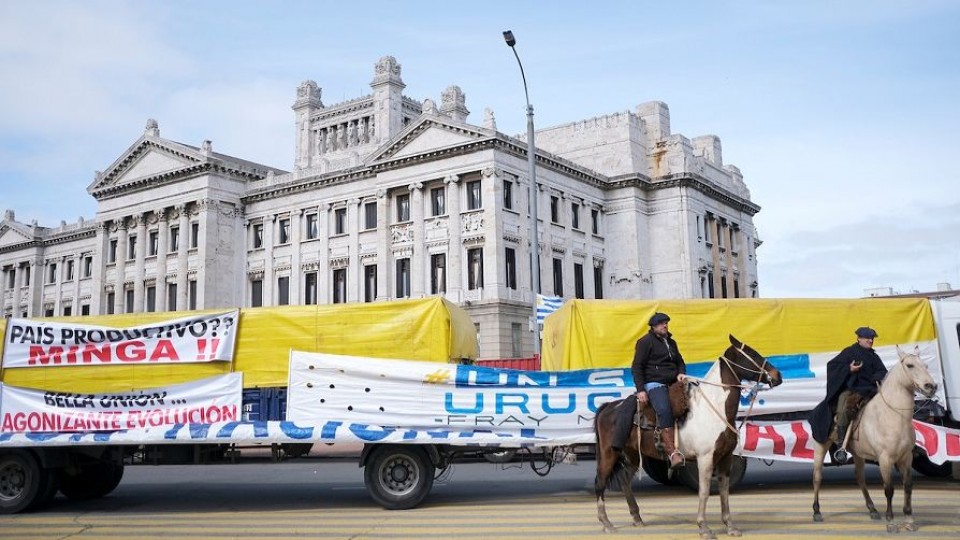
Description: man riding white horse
xmin=809 ymin=326 xmax=888 ymax=463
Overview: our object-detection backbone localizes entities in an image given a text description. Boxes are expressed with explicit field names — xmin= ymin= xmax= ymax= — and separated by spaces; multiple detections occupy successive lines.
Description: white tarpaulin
xmin=1 ymin=311 xmax=239 ymax=369
xmin=0 ymin=373 xmax=242 ymax=433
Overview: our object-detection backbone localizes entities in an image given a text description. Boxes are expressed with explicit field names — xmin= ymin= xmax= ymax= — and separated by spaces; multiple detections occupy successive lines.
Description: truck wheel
xmin=641 ymin=457 xmax=675 ymax=485
xmin=912 ymin=452 xmax=951 ymax=478
xmin=0 ymin=450 xmax=44 ymax=514
xmin=364 ymin=446 xmax=434 ymax=510
xmin=59 ymin=462 xmax=124 ymax=501
xmin=677 ymin=455 xmax=747 ymax=494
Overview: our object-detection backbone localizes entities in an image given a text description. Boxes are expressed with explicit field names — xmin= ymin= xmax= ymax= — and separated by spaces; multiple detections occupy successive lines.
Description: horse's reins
xmin=686 ymin=343 xmax=774 ymax=434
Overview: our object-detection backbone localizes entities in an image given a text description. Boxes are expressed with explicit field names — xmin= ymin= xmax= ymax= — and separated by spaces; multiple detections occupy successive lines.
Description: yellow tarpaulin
xmin=0 ymin=297 xmax=477 ymax=393
xmin=541 ymin=298 xmax=937 ymax=371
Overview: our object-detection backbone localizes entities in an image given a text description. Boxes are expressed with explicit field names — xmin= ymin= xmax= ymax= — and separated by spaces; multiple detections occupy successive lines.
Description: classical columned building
xmin=0 ymin=56 xmax=761 ymax=359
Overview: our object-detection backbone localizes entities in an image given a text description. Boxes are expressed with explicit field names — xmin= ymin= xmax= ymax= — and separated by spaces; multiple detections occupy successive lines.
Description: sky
xmin=1 ymin=1 xmax=958 ymax=298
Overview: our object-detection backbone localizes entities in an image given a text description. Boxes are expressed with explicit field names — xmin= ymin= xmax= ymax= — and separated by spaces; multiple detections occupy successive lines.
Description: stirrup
xmin=833 ymin=447 xmax=851 ymax=464
xmin=668 ymin=451 xmax=685 ymax=470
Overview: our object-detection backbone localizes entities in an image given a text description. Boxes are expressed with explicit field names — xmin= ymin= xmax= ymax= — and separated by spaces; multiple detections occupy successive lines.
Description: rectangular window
xmin=23 ymin=266 xmax=30 ymax=286
xmin=253 ymin=223 xmax=264 ymax=248
xmin=146 ymin=285 xmax=156 ymax=312
xmin=505 ymin=248 xmax=517 ymax=290
xmin=704 ymin=215 xmax=712 ymax=243
xmin=466 ymin=180 xmax=482 ymax=210
xmin=591 ymin=209 xmax=600 ymax=235
xmin=511 ymin=322 xmax=522 ymax=358
xmin=109 ymin=239 xmax=118 ymax=263
xmin=730 ymin=226 xmax=737 ymax=252
xmin=304 ymin=272 xmax=317 ymax=305
xmin=149 ymin=231 xmax=159 ymax=256
xmin=503 ymin=181 xmax=513 ymax=210
xmin=188 ymin=280 xmax=198 ymax=310
xmin=734 ymin=278 xmax=740 ymax=299
xmin=66 ymin=259 xmax=75 ymax=281
xmin=334 ymin=208 xmax=347 ymax=235
xmin=251 ymin=280 xmax=262 ymax=307
xmin=396 ymin=193 xmax=410 ymax=222
xmin=333 ymin=268 xmax=347 ymax=304
xmin=571 ymin=203 xmax=580 ymax=230
xmin=48 ymin=263 xmax=57 ymax=284
xmin=430 ymin=187 xmax=445 ymax=216
xmin=550 ymin=196 xmax=560 ymax=223
xmin=467 ymin=247 xmax=483 ymax=290
xmin=707 ymin=271 xmax=715 ymax=298
xmin=7 ymin=269 xmax=15 ymax=288
xmin=552 ymin=258 xmax=563 ymax=297
xmin=127 ymin=236 xmax=137 ymax=260
xmin=396 ymin=258 xmax=411 ymax=298
xmin=364 ymin=265 xmax=377 ymax=302
xmin=63 ymin=305 xmax=72 ymax=317
xmin=125 ymin=289 xmax=134 ymax=313
xmin=721 ymin=274 xmax=728 ymax=298
xmin=169 ymin=226 xmax=180 ymax=252
xmin=106 ymin=292 xmax=115 ymax=315
xmin=167 ymin=283 xmax=178 ymax=311
xmin=190 ymin=223 xmax=200 ymax=249
xmin=279 ymin=218 xmax=291 ymax=244
xmin=305 ymin=213 xmax=319 ymax=240
xmin=364 ymin=202 xmax=377 ymax=230
xmin=430 ymin=253 xmax=446 ymax=294
xmin=81 ymin=304 xmax=90 ymax=316
xmin=574 ymin=263 xmax=584 ymax=299
xmin=717 ymin=222 xmax=725 ymax=248
xmin=593 ymin=264 xmax=604 ymax=299
xmin=696 ymin=216 xmax=703 ymax=240
xmin=45 ymin=307 xmax=54 ymax=317
xmin=83 ymin=256 xmax=92 ymax=278
xmin=277 ymin=276 xmax=290 ymax=305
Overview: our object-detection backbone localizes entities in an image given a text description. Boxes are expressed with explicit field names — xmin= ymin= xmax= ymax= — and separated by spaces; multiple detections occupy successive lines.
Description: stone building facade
xmin=0 ymin=56 xmax=761 ymax=359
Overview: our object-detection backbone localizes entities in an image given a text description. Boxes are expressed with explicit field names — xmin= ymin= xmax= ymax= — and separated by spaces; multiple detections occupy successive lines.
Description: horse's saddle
xmin=634 ymin=381 xmax=690 ymax=430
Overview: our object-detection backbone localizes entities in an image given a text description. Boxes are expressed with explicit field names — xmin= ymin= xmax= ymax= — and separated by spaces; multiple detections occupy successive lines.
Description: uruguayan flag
xmin=536 ymin=294 xmax=563 ymax=328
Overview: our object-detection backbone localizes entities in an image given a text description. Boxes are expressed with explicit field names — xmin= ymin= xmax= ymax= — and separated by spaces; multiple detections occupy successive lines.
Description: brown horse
xmin=811 ymin=346 xmax=938 ymax=532
xmin=593 ymin=335 xmax=783 ymax=539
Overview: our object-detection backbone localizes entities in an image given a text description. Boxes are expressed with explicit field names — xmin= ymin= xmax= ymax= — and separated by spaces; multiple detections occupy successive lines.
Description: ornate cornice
xmin=606 ymin=173 xmax=761 ymax=215
xmin=92 ymin=161 xmax=267 ymax=201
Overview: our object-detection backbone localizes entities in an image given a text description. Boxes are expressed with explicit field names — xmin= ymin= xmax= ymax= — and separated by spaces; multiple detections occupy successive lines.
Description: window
xmin=81 ymin=304 xmax=90 ymax=316
xmin=188 ymin=280 xmax=197 ymax=310
xmin=574 ymin=263 xmax=584 ymax=299
xmin=169 ymin=226 xmax=179 ymax=252
xmin=334 ymin=208 xmax=347 ymax=235
xmin=253 ymin=223 xmax=264 ymax=248
xmin=149 ymin=231 xmax=159 ymax=256
xmin=721 ymin=274 xmax=728 ymax=298
xmin=125 ymin=289 xmax=134 ymax=313
xmin=571 ymin=203 xmax=580 ymax=230
xmin=304 ymin=272 xmax=317 ymax=305
xmin=467 ymin=248 xmax=483 ymax=290
xmin=66 ymin=259 xmax=74 ymax=281
xmin=503 ymin=181 xmax=513 ymax=210
xmin=278 ymin=276 xmax=290 ymax=305
xmin=734 ymin=278 xmax=740 ymax=299
xmin=45 ymin=307 xmax=54 ymax=317
xmin=704 ymin=215 xmax=712 ymax=244
xmin=364 ymin=202 xmax=377 ymax=230
xmin=278 ymin=218 xmax=291 ymax=244
xmin=83 ymin=256 xmax=92 ymax=278
xmin=550 ymin=196 xmax=559 ymax=223
xmin=717 ymin=222 xmax=725 ymax=248
xmin=167 ymin=283 xmax=178 ymax=311
xmin=466 ymin=180 xmax=482 ymax=210
xmin=127 ymin=236 xmax=137 ymax=260
xmin=730 ymin=226 xmax=738 ymax=253
xmin=511 ymin=322 xmax=522 ymax=358
xmin=707 ymin=271 xmax=715 ymax=298
xmin=146 ymin=286 xmax=156 ymax=312
xmin=396 ymin=258 xmax=411 ymax=298
xmin=251 ymin=279 xmax=263 ymax=307
xmin=7 ymin=269 xmax=14 ymax=288
xmin=109 ymin=239 xmax=118 ymax=263
xmin=552 ymin=258 xmax=563 ymax=296
xmin=190 ymin=223 xmax=199 ymax=249
xmin=591 ymin=209 xmax=600 ymax=235
xmin=23 ymin=265 xmax=30 ymax=286
xmin=364 ymin=265 xmax=377 ymax=302
xmin=430 ymin=187 xmax=445 ymax=216
xmin=396 ymin=193 xmax=410 ymax=222
xmin=63 ymin=305 xmax=72 ymax=316
xmin=305 ymin=213 xmax=319 ymax=240
xmin=696 ymin=216 xmax=703 ymax=240
xmin=430 ymin=254 xmax=446 ymax=294
xmin=106 ymin=292 xmax=115 ymax=315
xmin=333 ymin=268 xmax=347 ymax=304
xmin=593 ymin=264 xmax=604 ymax=299
xmin=505 ymin=248 xmax=517 ymax=290
xmin=48 ymin=263 xmax=57 ymax=284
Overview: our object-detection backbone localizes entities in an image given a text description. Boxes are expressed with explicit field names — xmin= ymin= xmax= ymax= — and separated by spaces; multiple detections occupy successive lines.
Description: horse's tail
xmin=594 ymin=399 xmax=626 ymax=495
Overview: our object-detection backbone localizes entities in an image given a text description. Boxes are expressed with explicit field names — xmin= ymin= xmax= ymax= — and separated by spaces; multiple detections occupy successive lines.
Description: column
xmin=156 ymin=208 xmax=169 ymax=311
xmin=71 ymin=253 xmax=82 ymax=313
xmin=115 ymin=218 xmax=128 ymax=314
xmin=318 ymin=203 xmax=331 ymax=304
xmin=196 ymin=199 xmax=216 ymax=309
xmin=481 ymin=168 xmax=500 ymax=296
xmin=12 ymin=263 xmax=22 ymax=315
xmin=54 ymin=256 xmax=67 ymax=314
xmin=347 ymin=198 xmax=360 ymax=302
xmin=133 ymin=213 xmax=147 ymax=311
xmin=376 ymin=190 xmax=389 ymax=300
xmin=27 ymin=259 xmax=42 ymax=316
xmin=0 ymin=265 xmax=7 ymax=315
xmin=444 ymin=175 xmax=462 ymax=301
xmin=409 ymin=183 xmax=425 ymax=297
xmin=176 ymin=204 xmax=190 ymax=310
xmin=91 ymin=221 xmax=109 ymax=314
xmin=291 ymin=209 xmax=303 ymax=304
xmin=263 ymin=214 xmax=276 ymax=306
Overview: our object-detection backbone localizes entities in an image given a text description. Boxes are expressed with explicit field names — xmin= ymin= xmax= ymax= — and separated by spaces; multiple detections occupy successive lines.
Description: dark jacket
xmin=809 ymin=343 xmax=888 ymax=443
xmin=632 ymin=330 xmax=686 ymax=390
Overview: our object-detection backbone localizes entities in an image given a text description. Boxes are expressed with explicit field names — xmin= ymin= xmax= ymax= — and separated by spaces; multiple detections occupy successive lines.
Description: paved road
xmin=1 ymin=456 xmax=957 ymax=539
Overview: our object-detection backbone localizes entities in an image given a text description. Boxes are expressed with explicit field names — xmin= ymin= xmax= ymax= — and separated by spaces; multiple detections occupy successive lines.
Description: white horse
xmin=594 ymin=335 xmax=783 ymax=539
xmin=811 ymin=346 xmax=938 ymax=532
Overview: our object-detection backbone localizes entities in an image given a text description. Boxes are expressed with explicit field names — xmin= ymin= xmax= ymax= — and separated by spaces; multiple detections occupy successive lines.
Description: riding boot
xmin=660 ymin=426 xmax=684 ymax=469
xmin=833 ymin=393 xmax=863 ymax=464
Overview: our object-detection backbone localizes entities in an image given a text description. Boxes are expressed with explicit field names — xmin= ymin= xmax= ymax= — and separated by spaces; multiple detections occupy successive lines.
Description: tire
xmin=58 ymin=462 xmax=124 ymax=501
xmin=363 ymin=445 xmax=435 ymax=510
xmin=677 ymin=455 xmax=747 ymax=495
xmin=0 ymin=450 xmax=44 ymax=514
xmin=483 ymin=449 xmax=517 ymax=464
xmin=29 ymin=468 xmax=60 ymax=511
xmin=641 ymin=457 xmax=675 ymax=485
xmin=912 ymin=452 xmax=951 ymax=478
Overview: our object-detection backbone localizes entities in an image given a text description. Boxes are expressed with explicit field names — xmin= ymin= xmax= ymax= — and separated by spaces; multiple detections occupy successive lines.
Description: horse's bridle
xmin=721 ymin=343 xmax=774 ymax=386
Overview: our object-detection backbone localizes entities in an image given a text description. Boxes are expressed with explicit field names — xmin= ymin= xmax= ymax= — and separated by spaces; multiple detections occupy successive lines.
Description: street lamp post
xmin=503 ymin=30 xmax=541 ymax=358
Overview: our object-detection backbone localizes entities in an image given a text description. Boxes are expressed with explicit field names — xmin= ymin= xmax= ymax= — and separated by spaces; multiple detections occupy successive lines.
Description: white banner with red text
xmin=1 ymin=311 xmax=239 ymax=368
xmin=0 ymin=373 xmax=241 ymax=434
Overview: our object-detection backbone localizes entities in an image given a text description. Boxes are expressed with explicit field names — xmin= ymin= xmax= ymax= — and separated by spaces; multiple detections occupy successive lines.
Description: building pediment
xmin=0 ymin=222 xmax=35 ymax=249
xmin=367 ymin=116 xmax=493 ymax=164
xmin=87 ymin=136 xmax=206 ymax=196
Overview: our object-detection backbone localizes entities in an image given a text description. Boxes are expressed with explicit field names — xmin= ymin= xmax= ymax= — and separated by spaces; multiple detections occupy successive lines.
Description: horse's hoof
xmin=632 ymin=518 xmax=645 ymax=527
xmin=602 ymin=526 xmax=617 ymax=534
xmin=869 ymin=511 xmax=881 ymax=521
xmin=902 ymin=522 xmax=917 ymax=532
xmin=700 ymin=533 xmax=717 ymax=540
xmin=886 ymin=522 xmax=899 ymax=533
xmin=727 ymin=527 xmax=742 ymax=537
xmin=813 ymin=514 xmax=823 ymax=523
